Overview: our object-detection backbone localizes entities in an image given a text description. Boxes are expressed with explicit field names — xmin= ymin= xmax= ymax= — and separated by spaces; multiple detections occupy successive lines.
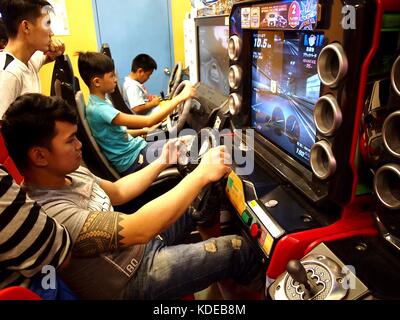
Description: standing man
xmin=0 ymin=0 xmax=66 ymax=117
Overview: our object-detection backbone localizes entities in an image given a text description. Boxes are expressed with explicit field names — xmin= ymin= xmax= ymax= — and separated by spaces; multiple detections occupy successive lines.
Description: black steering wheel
xmin=166 ymin=80 xmax=192 ymax=136
xmin=167 ymin=62 xmax=182 ymax=98
xmin=177 ymin=128 xmax=227 ymax=226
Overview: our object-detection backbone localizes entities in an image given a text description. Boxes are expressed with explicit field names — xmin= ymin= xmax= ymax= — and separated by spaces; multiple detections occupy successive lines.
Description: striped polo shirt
xmin=0 ymin=166 xmax=71 ymax=289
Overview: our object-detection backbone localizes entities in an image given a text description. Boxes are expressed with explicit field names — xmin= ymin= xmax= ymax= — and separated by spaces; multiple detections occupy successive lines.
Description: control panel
xmin=226 ymin=170 xmax=285 ymax=257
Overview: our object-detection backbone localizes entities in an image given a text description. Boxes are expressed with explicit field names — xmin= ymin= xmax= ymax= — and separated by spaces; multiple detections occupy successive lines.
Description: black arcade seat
xmin=100 ymin=43 xmax=133 ymax=114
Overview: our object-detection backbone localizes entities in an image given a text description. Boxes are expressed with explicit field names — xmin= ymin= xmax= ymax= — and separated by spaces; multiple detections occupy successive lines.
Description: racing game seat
xmin=0 ymin=287 xmax=42 ymax=300
xmin=50 ymin=55 xmax=80 ymax=96
xmin=50 ymin=61 xmax=120 ymax=181
xmin=75 ymin=91 xmax=121 ymax=181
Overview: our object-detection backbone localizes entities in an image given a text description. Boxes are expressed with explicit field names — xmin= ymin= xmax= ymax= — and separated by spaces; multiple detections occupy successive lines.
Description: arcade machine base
xmin=268 ymin=236 xmax=400 ymax=300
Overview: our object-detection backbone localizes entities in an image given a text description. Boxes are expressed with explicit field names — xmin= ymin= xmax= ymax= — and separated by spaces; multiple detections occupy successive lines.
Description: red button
xmin=250 ymin=223 xmax=261 ymax=239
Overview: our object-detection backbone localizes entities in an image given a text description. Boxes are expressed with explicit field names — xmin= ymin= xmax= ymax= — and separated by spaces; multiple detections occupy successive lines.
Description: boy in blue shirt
xmin=78 ymin=51 xmax=195 ymax=175
xmin=123 ymin=53 xmax=160 ymax=115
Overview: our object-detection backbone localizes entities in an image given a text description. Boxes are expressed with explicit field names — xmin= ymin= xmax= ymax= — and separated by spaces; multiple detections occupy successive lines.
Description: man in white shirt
xmin=0 ymin=0 xmax=66 ymax=117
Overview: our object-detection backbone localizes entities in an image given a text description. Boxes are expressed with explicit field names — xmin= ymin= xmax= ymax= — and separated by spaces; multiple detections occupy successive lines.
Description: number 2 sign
xmin=288 ymin=1 xmax=301 ymax=28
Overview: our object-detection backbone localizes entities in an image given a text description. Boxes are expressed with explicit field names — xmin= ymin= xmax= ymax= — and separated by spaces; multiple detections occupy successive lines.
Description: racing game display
xmin=198 ymin=25 xmax=230 ymax=96
xmin=251 ymin=30 xmax=324 ymax=166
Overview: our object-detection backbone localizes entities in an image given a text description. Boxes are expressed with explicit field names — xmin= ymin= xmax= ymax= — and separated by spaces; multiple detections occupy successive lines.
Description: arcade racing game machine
xmin=186 ymin=15 xmax=232 ymax=132
xmin=224 ymin=0 xmax=400 ymax=299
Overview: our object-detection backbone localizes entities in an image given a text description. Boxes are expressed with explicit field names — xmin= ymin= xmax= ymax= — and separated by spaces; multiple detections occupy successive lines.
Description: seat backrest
xmin=100 ymin=43 xmax=133 ymax=114
xmin=108 ymin=83 xmax=133 ymax=114
xmin=58 ymin=80 xmax=77 ymax=109
xmin=52 ymin=54 xmax=80 ymax=109
xmin=74 ymin=76 xmax=81 ymax=92
xmin=0 ymin=286 xmax=42 ymax=300
xmin=75 ymin=91 xmax=120 ymax=181
xmin=50 ymin=55 xmax=76 ymax=96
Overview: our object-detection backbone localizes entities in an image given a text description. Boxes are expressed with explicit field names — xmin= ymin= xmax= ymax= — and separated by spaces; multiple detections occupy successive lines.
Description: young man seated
xmin=78 ymin=52 xmax=196 ymax=175
xmin=0 ymin=165 xmax=72 ymax=299
xmin=1 ymin=93 xmax=264 ymax=300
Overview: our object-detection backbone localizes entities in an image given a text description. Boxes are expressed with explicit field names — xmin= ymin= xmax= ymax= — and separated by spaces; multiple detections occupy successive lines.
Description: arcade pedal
xmin=268 ymin=243 xmax=369 ymax=300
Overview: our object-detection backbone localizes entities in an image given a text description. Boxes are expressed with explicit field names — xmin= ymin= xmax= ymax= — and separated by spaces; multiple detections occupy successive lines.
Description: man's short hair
xmin=131 ymin=54 xmax=157 ymax=73
xmin=1 ymin=93 xmax=77 ymax=171
xmin=78 ymin=51 xmax=115 ymax=88
xmin=0 ymin=0 xmax=52 ymax=38
xmin=0 ymin=18 xmax=8 ymax=42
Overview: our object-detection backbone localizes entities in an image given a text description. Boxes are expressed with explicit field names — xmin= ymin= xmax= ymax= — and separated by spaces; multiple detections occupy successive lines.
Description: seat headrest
xmin=74 ymin=91 xmax=120 ymax=180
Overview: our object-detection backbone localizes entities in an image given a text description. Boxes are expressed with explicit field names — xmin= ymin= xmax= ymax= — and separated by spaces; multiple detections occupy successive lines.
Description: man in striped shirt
xmin=0 ymin=165 xmax=71 ymax=295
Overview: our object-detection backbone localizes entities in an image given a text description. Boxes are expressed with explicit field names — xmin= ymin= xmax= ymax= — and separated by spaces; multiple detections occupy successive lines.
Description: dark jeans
xmin=119 ymin=212 xmax=262 ymax=300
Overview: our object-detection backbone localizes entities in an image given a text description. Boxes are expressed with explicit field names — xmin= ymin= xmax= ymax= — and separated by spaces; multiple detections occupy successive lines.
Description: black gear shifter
xmin=286 ymin=260 xmax=316 ymax=294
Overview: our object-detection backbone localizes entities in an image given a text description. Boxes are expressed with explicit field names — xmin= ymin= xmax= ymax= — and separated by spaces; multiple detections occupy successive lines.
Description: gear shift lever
xmin=286 ymin=260 xmax=315 ymax=293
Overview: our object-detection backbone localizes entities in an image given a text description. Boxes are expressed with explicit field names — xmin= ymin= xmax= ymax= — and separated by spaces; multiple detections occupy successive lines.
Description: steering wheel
xmin=177 ymin=128 xmax=227 ymax=226
xmin=166 ymin=80 xmax=193 ymax=136
xmin=167 ymin=62 xmax=182 ymax=97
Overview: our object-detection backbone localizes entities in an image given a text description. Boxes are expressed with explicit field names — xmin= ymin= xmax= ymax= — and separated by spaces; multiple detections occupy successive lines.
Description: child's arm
xmin=127 ymin=128 xmax=148 ymax=137
xmin=127 ymin=122 xmax=161 ymax=137
xmin=112 ymin=84 xmax=195 ymax=128
xmin=132 ymin=97 xmax=160 ymax=114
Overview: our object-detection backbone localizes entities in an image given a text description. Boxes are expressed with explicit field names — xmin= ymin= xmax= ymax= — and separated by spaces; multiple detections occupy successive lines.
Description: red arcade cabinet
xmin=223 ymin=0 xmax=400 ymax=299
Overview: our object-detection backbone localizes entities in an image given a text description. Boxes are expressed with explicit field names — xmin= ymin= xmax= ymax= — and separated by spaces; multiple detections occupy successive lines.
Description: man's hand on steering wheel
xmin=185 ymin=145 xmax=231 ymax=226
xmin=157 ymin=138 xmax=189 ymax=167
xmin=192 ymin=146 xmax=232 ymax=185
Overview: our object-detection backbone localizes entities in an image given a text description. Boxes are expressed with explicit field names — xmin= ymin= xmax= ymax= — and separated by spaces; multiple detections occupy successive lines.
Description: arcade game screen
xmin=198 ymin=25 xmax=230 ymax=96
xmin=251 ymin=30 xmax=324 ymax=167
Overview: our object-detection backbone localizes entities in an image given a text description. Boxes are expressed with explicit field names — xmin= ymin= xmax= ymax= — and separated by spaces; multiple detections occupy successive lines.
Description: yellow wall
xmin=171 ymin=0 xmax=192 ymax=67
xmin=40 ymin=0 xmax=190 ymax=96
xmin=39 ymin=0 xmax=98 ymax=99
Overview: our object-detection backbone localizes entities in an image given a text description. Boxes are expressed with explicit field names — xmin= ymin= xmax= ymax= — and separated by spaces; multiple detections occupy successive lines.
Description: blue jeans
xmin=119 ymin=212 xmax=262 ymax=300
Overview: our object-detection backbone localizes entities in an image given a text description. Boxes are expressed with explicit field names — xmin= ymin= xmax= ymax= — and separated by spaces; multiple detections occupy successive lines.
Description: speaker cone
xmin=374 ymin=164 xmax=400 ymax=210
xmin=310 ymin=140 xmax=337 ymax=180
xmin=314 ymin=94 xmax=343 ymax=136
xmin=382 ymin=111 xmax=400 ymax=159
xmin=228 ymin=35 xmax=242 ymax=61
xmin=317 ymin=43 xmax=348 ymax=88
xmin=391 ymin=55 xmax=400 ymax=96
